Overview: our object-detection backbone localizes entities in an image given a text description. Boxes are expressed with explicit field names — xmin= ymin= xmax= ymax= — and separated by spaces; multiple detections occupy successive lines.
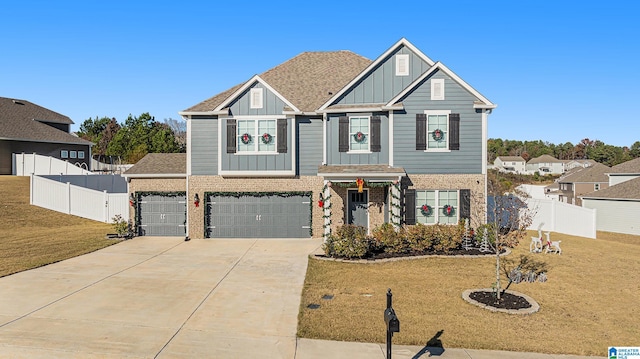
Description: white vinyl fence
xmin=524 ymin=198 xmax=596 ymax=239
xmin=31 ymin=175 xmax=129 ymax=223
xmin=13 ymin=153 xmax=92 ymax=176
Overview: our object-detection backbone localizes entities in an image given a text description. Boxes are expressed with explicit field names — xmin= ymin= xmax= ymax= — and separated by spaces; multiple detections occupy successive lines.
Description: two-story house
xmin=526 ymin=154 xmax=565 ymax=175
xmin=127 ymin=39 xmax=495 ymax=238
xmin=494 ymin=156 xmax=526 ymax=174
xmin=556 ymin=162 xmax=610 ymax=205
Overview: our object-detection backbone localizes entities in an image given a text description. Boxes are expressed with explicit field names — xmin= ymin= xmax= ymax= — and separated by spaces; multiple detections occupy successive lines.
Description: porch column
xmin=323 ymin=180 xmax=332 ymax=240
xmin=390 ymin=179 xmax=401 ymax=229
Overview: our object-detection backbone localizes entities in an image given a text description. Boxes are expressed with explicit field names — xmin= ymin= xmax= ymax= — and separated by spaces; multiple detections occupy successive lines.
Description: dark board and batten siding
xmin=394 ymin=70 xmax=483 ymax=174
xmin=336 ymin=45 xmax=431 ymax=105
xmin=326 ymin=113 xmax=389 ymax=165
xmin=296 ymin=117 xmax=323 ymax=175
xmin=190 ymin=117 xmax=218 ymax=176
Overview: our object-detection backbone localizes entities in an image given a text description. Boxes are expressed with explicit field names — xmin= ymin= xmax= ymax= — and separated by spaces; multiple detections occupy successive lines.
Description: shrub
xmin=111 ymin=215 xmax=129 ymax=237
xmin=406 ymin=223 xmax=433 ymax=252
xmin=322 ymin=225 xmax=370 ymax=259
xmin=371 ymin=223 xmax=408 ymax=254
xmin=431 ymin=223 xmax=464 ymax=253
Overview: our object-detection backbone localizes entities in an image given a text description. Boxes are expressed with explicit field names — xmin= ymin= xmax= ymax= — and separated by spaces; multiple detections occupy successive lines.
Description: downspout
xmin=322 ymin=113 xmax=327 ymax=165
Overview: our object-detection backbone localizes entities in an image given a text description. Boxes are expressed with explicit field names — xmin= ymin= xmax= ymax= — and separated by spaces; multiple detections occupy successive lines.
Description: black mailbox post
xmin=384 ymin=288 xmax=400 ymax=359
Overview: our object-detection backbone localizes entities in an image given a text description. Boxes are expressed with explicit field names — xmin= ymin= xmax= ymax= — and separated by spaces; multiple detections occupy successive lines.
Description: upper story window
xmin=396 ymin=54 xmax=409 ymax=76
xmin=426 ymin=110 xmax=450 ymax=151
xmin=70 ymin=150 xmax=77 ymax=159
xmin=250 ymin=88 xmax=263 ymax=109
xmin=431 ymin=78 xmax=445 ymax=100
xmin=349 ymin=116 xmax=370 ymax=152
xmin=61 ymin=150 xmax=68 ymax=158
xmin=78 ymin=151 xmax=85 ymax=159
xmin=415 ymin=189 xmax=459 ymax=225
xmin=237 ymin=119 xmax=276 ymax=153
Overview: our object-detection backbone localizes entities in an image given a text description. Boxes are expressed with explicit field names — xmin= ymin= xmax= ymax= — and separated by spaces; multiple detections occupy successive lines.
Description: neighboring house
xmin=556 ymin=162 xmax=610 ymax=206
xmin=122 ymin=153 xmax=187 ymax=236
xmin=494 ymin=156 xmax=526 ymax=174
xmin=136 ymin=38 xmax=495 ymax=239
xmin=518 ymin=184 xmax=559 ymax=200
xmin=607 ymin=157 xmax=640 ymax=186
xmin=525 ymin=154 xmax=565 ymax=175
xmin=0 ymin=97 xmax=93 ymax=175
xmin=564 ymin=159 xmax=596 ymax=171
xmin=581 ymin=176 xmax=640 ymax=235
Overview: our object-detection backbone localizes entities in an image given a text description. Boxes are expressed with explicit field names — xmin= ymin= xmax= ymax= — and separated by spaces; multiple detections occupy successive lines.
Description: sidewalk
xmin=295 ymin=338 xmax=606 ymax=359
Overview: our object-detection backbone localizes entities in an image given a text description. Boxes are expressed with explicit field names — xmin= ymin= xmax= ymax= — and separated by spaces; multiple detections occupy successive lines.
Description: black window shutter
xmin=459 ymin=189 xmax=470 ymax=220
xmin=449 ymin=113 xmax=460 ymax=150
xmin=277 ymin=119 xmax=287 ymax=153
xmin=226 ymin=119 xmax=236 ymax=153
xmin=371 ymin=115 xmax=381 ymax=152
xmin=404 ymin=189 xmax=416 ymax=225
xmin=338 ymin=116 xmax=349 ymax=152
xmin=416 ymin=114 xmax=426 ymax=150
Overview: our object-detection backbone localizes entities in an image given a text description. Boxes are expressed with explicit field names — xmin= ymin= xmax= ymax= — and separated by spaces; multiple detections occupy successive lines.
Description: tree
xmin=164 ymin=118 xmax=187 ymax=151
xmin=477 ymin=170 xmax=536 ymax=301
xmin=77 ymin=116 xmax=113 ymax=157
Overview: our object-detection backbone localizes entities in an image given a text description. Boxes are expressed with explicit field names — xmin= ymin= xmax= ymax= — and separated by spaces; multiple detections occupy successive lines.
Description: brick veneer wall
xmin=128 ymin=178 xmax=186 ymax=224
xmin=189 ymin=176 xmax=324 ymax=239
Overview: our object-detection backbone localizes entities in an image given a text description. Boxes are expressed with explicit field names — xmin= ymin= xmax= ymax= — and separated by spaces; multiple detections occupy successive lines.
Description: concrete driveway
xmin=0 ymin=237 xmax=322 ymax=358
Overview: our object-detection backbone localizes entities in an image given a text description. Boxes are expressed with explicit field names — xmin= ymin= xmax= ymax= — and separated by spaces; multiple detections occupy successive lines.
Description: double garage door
xmin=206 ymin=193 xmax=311 ymax=238
xmin=138 ymin=193 xmax=186 ymax=237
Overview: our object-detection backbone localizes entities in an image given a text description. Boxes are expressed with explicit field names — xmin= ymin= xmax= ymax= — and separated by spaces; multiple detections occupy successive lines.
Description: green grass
xmin=298 ymin=230 xmax=640 ymax=356
xmin=0 ymin=176 xmax=115 ymax=277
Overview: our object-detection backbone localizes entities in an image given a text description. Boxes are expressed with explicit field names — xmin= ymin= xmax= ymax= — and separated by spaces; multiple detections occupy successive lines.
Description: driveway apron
xmin=0 ymin=237 xmax=322 ymax=358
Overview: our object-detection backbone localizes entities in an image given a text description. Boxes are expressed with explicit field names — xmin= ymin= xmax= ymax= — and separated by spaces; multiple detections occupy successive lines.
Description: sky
xmin=1 ymin=1 xmax=638 ymax=147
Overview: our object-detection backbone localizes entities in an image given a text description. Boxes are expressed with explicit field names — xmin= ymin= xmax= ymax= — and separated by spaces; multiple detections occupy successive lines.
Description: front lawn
xmin=298 ymin=230 xmax=640 ymax=356
xmin=0 ymin=176 xmax=115 ymax=277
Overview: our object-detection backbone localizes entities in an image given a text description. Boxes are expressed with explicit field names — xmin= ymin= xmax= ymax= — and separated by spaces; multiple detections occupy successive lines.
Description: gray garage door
xmin=138 ymin=193 xmax=186 ymax=236
xmin=206 ymin=193 xmax=311 ymax=238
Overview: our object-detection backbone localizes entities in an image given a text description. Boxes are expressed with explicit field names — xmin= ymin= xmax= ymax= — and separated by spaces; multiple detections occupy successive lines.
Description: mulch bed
xmin=468 ymin=290 xmax=532 ymax=310
xmin=318 ymin=247 xmax=505 ymax=261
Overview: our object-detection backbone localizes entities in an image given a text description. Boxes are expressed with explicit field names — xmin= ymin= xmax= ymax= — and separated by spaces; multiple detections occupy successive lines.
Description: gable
xmin=227 ymin=81 xmax=289 ymax=116
xmin=333 ymin=44 xmax=433 ymax=106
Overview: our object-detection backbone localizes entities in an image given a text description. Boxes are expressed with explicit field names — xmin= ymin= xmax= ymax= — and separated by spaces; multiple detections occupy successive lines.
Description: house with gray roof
xmin=556 ymin=162 xmax=610 ymax=206
xmin=607 ymin=157 xmax=640 ymax=186
xmin=493 ymin=156 xmax=526 ymax=174
xmin=128 ymin=38 xmax=496 ymax=238
xmin=581 ymin=176 xmax=640 ymax=235
xmin=525 ymin=154 xmax=565 ymax=175
xmin=0 ymin=97 xmax=93 ymax=175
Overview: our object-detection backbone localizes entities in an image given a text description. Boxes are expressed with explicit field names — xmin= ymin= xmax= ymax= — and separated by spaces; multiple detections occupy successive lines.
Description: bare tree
xmin=164 ymin=118 xmax=187 ymax=150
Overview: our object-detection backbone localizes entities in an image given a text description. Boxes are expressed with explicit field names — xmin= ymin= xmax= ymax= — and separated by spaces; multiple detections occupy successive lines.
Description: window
xmin=250 ymin=88 xmax=263 ymax=109
xmin=426 ymin=110 xmax=450 ymax=150
xmin=415 ymin=190 xmax=459 ymax=224
xmin=349 ymin=116 xmax=370 ymax=152
xmin=594 ymin=183 xmax=600 ymax=191
xmin=237 ymin=119 xmax=276 ymax=152
xmin=60 ymin=150 xmax=68 ymax=158
xmin=78 ymin=151 xmax=85 ymax=159
xmin=70 ymin=150 xmax=77 ymax=159
xmin=431 ymin=78 xmax=445 ymax=100
xmin=396 ymin=54 xmax=409 ymax=76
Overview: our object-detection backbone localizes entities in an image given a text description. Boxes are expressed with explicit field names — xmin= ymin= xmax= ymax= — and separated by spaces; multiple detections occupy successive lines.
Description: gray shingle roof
xmin=581 ymin=176 xmax=640 ymax=200
xmin=184 ymin=51 xmax=372 ymax=113
xmin=0 ymin=97 xmax=92 ymax=145
xmin=559 ymin=163 xmax=611 ymax=183
xmin=497 ymin=156 xmax=525 ymax=162
xmin=317 ymin=164 xmax=406 ymax=175
xmin=527 ymin=154 xmax=561 ymax=164
xmin=610 ymin=157 xmax=640 ymax=174
xmin=123 ymin=153 xmax=186 ymax=176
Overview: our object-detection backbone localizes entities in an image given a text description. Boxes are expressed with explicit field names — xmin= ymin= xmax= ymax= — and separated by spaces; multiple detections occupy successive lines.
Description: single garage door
xmin=138 ymin=193 xmax=187 ymax=236
xmin=206 ymin=192 xmax=311 ymax=238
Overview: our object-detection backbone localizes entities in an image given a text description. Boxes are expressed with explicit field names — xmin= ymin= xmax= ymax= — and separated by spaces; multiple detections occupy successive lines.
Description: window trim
xmin=60 ymin=150 xmax=68 ymax=159
xmin=347 ymin=115 xmax=371 ymax=153
xmin=69 ymin=150 xmax=77 ymax=159
xmin=396 ymin=54 xmax=409 ymax=76
xmin=78 ymin=151 xmax=85 ymax=159
xmin=414 ymin=189 xmax=459 ymax=225
xmin=431 ymin=78 xmax=445 ymax=100
xmin=235 ymin=118 xmax=278 ymax=154
xmin=423 ymin=110 xmax=451 ymax=152
xmin=250 ymin=88 xmax=263 ymax=109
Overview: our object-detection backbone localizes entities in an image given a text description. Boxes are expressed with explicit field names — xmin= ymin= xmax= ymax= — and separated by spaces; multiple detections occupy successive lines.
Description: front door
xmin=347 ymin=189 xmax=369 ymax=229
